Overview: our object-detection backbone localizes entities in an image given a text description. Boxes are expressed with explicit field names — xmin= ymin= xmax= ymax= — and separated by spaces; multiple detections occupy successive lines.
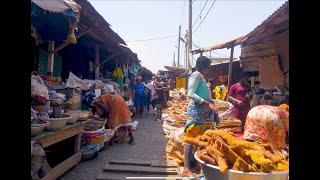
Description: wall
xmin=240 ymin=29 xmax=289 ymax=88
xmin=209 ymin=61 xmax=242 ymax=86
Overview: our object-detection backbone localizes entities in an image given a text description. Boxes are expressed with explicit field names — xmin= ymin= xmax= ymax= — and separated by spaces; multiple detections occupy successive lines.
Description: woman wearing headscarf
xmin=92 ymin=93 xmax=134 ymax=145
xmin=183 ymin=56 xmax=218 ymax=176
xmin=244 ymin=104 xmax=289 ymax=152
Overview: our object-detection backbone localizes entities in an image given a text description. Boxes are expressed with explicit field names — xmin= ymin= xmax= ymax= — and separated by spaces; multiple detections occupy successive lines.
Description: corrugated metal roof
xmin=164 ymin=66 xmax=186 ymax=71
xmin=75 ymin=0 xmax=126 ymax=45
xmin=192 ymin=36 xmax=246 ymax=53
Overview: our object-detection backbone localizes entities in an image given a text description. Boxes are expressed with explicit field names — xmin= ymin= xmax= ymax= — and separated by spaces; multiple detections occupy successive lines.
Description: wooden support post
xmin=227 ymin=46 xmax=235 ymax=101
xmin=95 ymin=45 xmax=100 ymax=79
xmin=47 ymin=41 xmax=55 ymax=76
xmin=177 ymin=25 xmax=181 ymax=67
xmin=51 ymin=29 xmax=89 ymax=54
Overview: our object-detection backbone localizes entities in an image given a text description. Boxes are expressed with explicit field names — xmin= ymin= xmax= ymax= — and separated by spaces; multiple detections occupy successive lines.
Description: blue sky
xmin=88 ymin=0 xmax=287 ymax=73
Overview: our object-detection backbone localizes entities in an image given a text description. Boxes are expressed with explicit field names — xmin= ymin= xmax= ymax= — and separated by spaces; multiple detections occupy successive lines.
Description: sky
xmin=88 ymin=0 xmax=287 ymax=73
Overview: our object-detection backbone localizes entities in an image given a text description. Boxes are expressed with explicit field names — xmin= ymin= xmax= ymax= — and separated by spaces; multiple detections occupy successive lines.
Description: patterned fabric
xmin=96 ymin=94 xmax=132 ymax=131
xmin=184 ymin=102 xmax=214 ymax=138
xmin=243 ymin=105 xmax=289 ymax=152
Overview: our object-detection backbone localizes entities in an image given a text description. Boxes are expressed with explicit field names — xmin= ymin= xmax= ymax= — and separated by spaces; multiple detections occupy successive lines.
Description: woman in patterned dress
xmin=183 ymin=56 xmax=218 ymax=176
xmin=92 ymin=93 xmax=134 ymax=145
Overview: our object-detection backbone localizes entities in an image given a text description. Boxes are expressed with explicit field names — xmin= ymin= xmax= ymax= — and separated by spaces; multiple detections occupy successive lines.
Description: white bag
xmin=131 ymin=121 xmax=139 ymax=131
xmin=66 ymin=72 xmax=90 ymax=90
xmin=31 ymin=75 xmax=49 ymax=99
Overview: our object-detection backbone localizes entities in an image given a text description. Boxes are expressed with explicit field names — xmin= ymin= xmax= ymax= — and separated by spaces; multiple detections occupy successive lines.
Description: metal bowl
xmin=64 ymin=111 xmax=80 ymax=124
xmin=46 ymin=115 xmax=71 ymax=131
xmin=31 ymin=124 xmax=46 ymax=136
xmin=194 ymin=151 xmax=289 ymax=180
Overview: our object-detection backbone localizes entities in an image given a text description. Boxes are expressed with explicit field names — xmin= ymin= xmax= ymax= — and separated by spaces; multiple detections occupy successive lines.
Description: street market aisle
xmin=60 ymin=114 xmax=168 ymax=180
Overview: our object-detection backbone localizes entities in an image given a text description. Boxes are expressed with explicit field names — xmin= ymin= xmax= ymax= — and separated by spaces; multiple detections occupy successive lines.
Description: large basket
xmin=212 ymin=99 xmax=233 ymax=118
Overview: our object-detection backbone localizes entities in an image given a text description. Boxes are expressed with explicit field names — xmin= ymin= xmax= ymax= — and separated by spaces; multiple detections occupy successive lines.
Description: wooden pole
xmin=177 ymin=25 xmax=181 ymax=67
xmin=188 ymin=0 xmax=193 ymax=68
xmin=47 ymin=41 xmax=55 ymax=76
xmin=95 ymin=44 xmax=100 ymax=79
xmin=185 ymin=31 xmax=188 ymax=69
xmin=227 ymin=46 xmax=235 ymax=101
xmin=51 ymin=29 xmax=89 ymax=54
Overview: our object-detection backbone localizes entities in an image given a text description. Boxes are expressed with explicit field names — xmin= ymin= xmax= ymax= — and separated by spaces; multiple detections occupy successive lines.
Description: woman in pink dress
xmin=228 ymin=76 xmax=251 ymax=127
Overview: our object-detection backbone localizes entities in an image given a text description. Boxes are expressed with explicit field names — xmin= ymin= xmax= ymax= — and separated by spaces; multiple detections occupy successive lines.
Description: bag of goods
xmin=31 ymin=75 xmax=49 ymax=101
xmin=184 ymin=129 xmax=289 ymax=174
xmin=66 ymin=72 xmax=90 ymax=91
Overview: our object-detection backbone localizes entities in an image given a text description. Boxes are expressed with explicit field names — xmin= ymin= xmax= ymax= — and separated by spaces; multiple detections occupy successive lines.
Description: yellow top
xmin=215 ymin=85 xmax=228 ymax=101
xmin=176 ymin=77 xmax=186 ymax=89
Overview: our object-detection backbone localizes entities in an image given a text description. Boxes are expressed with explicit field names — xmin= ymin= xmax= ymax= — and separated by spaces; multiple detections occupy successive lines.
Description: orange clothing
xmin=96 ymin=94 xmax=132 ymax=131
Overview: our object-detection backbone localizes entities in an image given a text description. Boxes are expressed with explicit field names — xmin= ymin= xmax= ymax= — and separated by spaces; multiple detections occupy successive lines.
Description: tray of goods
xmin=77 ymin=111 xmax=93 ymax=121
xmin=184 ymin=129 xmax=288 ymax=180
xmin=216 ymin=116 xmax=242 ymax=128
xmin=84 ymin=120 xmax=105 ymax=131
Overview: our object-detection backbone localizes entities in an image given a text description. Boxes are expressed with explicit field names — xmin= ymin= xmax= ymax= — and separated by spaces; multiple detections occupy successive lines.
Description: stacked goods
xmin=216 ymin=116 xmax=242 ymax=133
xmin=184 ymin=129 xmax=289 ymax=174
xmin=162 ymin=90 xmax=189 ymax=128
xmin=163 ymin=89 xmax=189 ymax=166
xmin=165 ymin=128 xmax=185 ymax=166
xmin=40 ymin=75 xmax=62 ymax=87
xmin=82 ymin=120 xmax=106 ymax=151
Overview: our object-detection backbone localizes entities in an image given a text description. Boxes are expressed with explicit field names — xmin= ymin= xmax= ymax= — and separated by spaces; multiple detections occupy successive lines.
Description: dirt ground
xmin=59 ymin=113 xmax=168 ymax=180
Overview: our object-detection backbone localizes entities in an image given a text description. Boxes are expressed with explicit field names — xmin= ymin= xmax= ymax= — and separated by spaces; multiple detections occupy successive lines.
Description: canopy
xmin=32 ymin=0 xmax=80 ymax=13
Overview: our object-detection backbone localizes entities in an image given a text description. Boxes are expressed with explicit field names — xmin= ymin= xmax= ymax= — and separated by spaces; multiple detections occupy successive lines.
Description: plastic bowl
xmin=194 ymin=151 xmax=289 ymax=180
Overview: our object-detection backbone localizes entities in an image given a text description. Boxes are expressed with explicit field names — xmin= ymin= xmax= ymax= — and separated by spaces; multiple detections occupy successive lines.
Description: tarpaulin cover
xmin=32 ymin=0 xmax=80 ymax=13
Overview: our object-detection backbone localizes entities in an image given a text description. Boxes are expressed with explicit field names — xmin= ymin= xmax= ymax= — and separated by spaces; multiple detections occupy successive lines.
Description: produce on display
xmin=162 ymin=89 xmax=189 ymax=127
xmin=216 ymin=116 xmax=243 ymax=133
xmin=184 ymin=129 xmax=288 ymax=174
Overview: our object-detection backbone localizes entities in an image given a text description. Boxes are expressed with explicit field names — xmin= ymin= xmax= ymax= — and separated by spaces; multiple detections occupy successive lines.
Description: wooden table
xmin=32 ymin=122 xmax=85 ymax=180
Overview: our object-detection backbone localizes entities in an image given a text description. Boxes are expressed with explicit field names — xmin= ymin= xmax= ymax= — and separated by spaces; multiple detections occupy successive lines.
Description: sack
xmin=113 ymin=68 xmax=123 ymax=77
xmin=31 ymin=75 xmax=49 ymax=100
xmin=66 ymin=72 xmax=90 ymax=90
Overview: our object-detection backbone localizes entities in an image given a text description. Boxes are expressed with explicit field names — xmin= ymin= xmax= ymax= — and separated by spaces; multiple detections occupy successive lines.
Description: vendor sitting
xmin=243 ymin=104 xmax=289 ymax=152
xmin=92 ymin=93 xmax=134 ymax=145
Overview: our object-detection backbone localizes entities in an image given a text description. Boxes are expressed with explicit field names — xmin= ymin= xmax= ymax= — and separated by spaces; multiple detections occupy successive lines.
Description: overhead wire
xmin=193 ymin=0 xmax=217 ymax=33
xmin=126 ymin=35 xmax=177 ymax=42
xmin=192 ymin=0 xmax=209 ymax=28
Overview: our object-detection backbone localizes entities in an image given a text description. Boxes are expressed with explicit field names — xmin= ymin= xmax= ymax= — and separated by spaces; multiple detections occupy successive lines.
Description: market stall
xmin=31 ymin=122 xmax=85 ymax=180
xmin=31 ymin=72 xmax=136 ymax=179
